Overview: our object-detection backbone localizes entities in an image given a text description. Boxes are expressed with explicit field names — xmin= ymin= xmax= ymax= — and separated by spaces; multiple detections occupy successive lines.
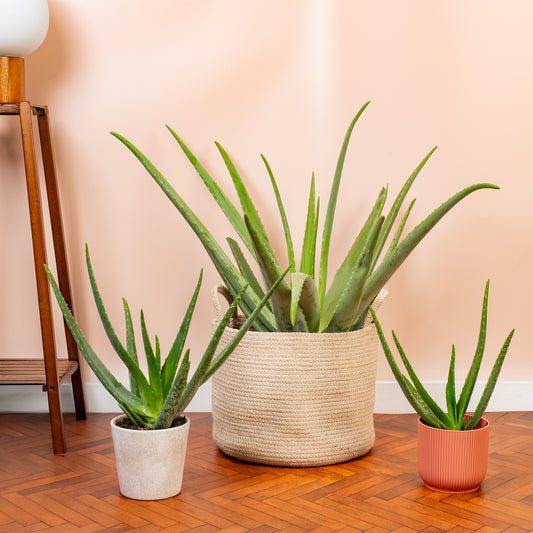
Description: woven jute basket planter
xmin=210 ymin=287 xmax=386 ymax=467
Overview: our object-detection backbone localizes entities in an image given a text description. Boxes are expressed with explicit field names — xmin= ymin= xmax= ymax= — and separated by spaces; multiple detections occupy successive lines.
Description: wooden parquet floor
xmin=1 ymin=412 xmax=532 ymax=532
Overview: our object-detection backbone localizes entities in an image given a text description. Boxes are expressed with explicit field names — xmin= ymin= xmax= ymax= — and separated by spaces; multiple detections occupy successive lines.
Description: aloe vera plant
xmin=111 ymin=102 xmax=499 ymax=333
xmin=371 ymin=280 xmax=515 ymax=430
xmin=45 ymin=246 xmax=284 ymax=429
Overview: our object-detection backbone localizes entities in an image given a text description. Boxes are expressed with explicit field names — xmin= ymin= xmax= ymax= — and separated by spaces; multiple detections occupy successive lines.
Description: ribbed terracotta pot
xmin=417 ymin=416 xmax=489 ymax=493
xmin=110 ymin=415 xmax=190 ymax=500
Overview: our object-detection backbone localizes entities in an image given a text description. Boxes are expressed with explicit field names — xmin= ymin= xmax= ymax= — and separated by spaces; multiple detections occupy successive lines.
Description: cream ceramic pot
xmin=110 ymin=415 xmax=190 ymax=500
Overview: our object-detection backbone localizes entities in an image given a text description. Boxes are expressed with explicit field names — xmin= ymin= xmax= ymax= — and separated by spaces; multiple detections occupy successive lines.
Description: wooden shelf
xmin=0 ymin=359 xmax=78 ymax=386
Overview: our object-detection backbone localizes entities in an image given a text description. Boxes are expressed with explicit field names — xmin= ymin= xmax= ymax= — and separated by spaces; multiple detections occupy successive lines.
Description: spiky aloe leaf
xmin=202 ymin=268 xmax=290 ymax=383
xmin=140 ymin=310 xmax=163 ymax=403
xmin=384 ymin=198 xmax=416 ymax=260
xmin=227 ymin=238 xmax=267 ymax=301
xmin=123 ymin=298 xmax=139 ymax=397
xmin=262 ymin=154 xmax=295 ymax=273
xmin=446 ymin=345 xmax=457 ymax=426
xmin=401 ymin=375 xmax=446 ymax=429
xmin=85 ymin=245 xmax=156 ymax=408
xmin=300 ymin=174 xmax=319 ymax=277
xmin=360 ymin=183 xmax=499 ymax=314
xmin=319 ymin=101 xmax=370 ymax=308
xmin=244 ymin=214 xmax=308 ymax=332
xmin=321 ymin=188 xmax=387 ymax=330
xmin=164 ymin=127 xmax=252 ymax=254
xmin=215 ymin=141 xmax=277 ymax=261
xmin=370 ymin=308 xmax=443 ymax=428
xmin=323 ymin=216 xmax=384 ymax=332
xmin=290 ymin=273 xmax=320 ymax=332
xmin=153 ymin=350 xmax=190 ymax=429
xmin=465 ymin=328 xmax=515 ymax=430
xmin=45 ymin=265 xmax=158 ymax=427
xmin=371 ymin=146 xmax=438 ymax=270
xmin=392 ymin=331 xmax=453 ymax=429
xmin=456 ymin=280 xmax=490 ymax=421
xmin=110 ymin=131 xmax=276 ymax=332
xmin=178 ymin=269 xmax=288 ymax=413
xmin=161 ymin=270 xmax=202 ymax=396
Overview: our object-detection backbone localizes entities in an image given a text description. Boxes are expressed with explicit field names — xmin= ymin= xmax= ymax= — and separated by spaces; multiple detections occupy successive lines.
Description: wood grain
xmin=0 ymin=412 xmax=532 ymax=531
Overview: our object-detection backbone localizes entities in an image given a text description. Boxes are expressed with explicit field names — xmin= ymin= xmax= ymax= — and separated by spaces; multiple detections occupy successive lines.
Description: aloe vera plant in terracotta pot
xmin=372 ymin=280 xmax=515 ymax=493
xmin=111 ymin=101 xmax=500 ymax=466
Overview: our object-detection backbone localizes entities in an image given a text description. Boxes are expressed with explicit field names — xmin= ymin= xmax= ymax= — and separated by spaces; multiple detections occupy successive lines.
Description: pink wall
xmin=1 ymin=1 xmax=529 ymax=389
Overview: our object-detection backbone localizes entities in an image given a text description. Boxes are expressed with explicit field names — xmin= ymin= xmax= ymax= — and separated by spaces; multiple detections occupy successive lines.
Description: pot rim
xmin=418 ymin=416 xmax=489 ymax=432
xmin=110 ymin=414 xmax=190 ymax=433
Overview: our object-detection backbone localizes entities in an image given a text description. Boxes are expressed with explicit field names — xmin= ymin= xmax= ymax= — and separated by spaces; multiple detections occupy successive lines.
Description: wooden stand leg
xmin=37 ymin=107 xmax=86 ymax=421
xmin=19 ymin=101 xmax=66 ymax=455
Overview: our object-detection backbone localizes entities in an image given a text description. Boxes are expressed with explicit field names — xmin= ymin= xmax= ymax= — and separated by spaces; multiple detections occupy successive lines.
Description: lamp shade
xmin=0 ymin=0 xmax=49 ymax=57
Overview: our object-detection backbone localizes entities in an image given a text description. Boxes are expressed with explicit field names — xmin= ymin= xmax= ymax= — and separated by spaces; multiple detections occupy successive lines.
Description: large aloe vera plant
xmin=45 ymin=246 xmax=284 ymax=429
xmin=371 ymin=281 xmax=515 ymax=430
xmin=112 ymin=102 xmax=498 ymax=333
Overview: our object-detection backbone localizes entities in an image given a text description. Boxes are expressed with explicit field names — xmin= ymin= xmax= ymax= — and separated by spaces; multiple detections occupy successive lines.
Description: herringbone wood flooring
xmin=1 ymin=412 xmax=532 ymax=532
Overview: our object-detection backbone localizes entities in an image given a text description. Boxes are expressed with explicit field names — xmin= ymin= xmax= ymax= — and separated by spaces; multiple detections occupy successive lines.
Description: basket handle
xmin=364 ymin=288 xmax=388 ymax=327
xmin=211 ymin=285 xmax=245 ymax=328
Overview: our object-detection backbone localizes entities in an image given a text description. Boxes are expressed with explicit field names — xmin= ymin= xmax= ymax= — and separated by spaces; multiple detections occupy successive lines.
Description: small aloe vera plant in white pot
xmin=46 ymin=246 xmax=282 ymax=500
xmin=110 ymin=101 xmax=500 ymax=466
xmin=371 ymin=280 xmax=515 ymax=493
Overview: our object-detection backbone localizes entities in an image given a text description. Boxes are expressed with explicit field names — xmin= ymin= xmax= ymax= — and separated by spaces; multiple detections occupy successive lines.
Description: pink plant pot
xmin=417 ymin=416 xmax=489 ymax=493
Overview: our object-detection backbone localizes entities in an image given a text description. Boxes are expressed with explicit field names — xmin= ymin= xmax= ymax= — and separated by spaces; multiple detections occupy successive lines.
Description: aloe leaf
xmin=384 ymin=198 xmax=416 ymax=260
xmin=371 ymin=146 xmax=438 ymax=269
xmin=179 ymin=271 xmax=286 ymax=412
xmin=465 ymin=328 xmax=515 ymax=430
xmin=446 ymin=344 xmax=457 ymax=425
xmin=155 ymin=336 xmax=161 ymax=373
xmin=370 ymin=308 xmax=443 ymax=428
xmin=45 ymin=265 xmax=156 ymax=425
xmin=161 ymin=270 xmax=202 ymax=396
xmin=164 ymin=127 xmax=252 ymax=253
xmin=392 ymin=331 xmax=453 ymax=429
xmin=262 ymin=154 xmax=296 ymax=272
xmin=401 ymin=375 xmax=446 ymax=429
xmin=227 ymin=238 xmax=267 ymax=302
xmin=456 ymin=280 xmax=490 ymax=421
xmin=323 ymin=216 xmax=384 ymax=332
xmin=203 ymin=268 xmax=290 ymax=383
xmin=118 ymin=402 xmax=147 ymax=428
xmin=153 ymin=350 xmax=191 ymax=429
xmin=300 ymin=174 xmax=318 ymax=277
xmin=111 ymin=131 xmax=276 ymax=332
xmin=123 ymin=298 xmax=139 ymax=397
xmin=360 ymin=183 xmax=499 ymax=313
xmin=84 ymin=245 xmax=156 ymax=407
xmin=140 ymin=310 xmax=163 ymax=403
xmin=244 ymin=214 xmax=308 ymax=331
xmin=322 ymin=188 xmax=387 ymax=328
xmin=319 ymin=101 xmax=370 ymax=308
xmin=290 ymin=273 xmax=320 ymax=332
xmin=216 ymin=141 xmax=276 ymax=259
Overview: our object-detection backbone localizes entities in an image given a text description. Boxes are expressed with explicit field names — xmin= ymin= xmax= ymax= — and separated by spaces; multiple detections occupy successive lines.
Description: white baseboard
xmin=1 ymin=381 xmax=532 ymax=414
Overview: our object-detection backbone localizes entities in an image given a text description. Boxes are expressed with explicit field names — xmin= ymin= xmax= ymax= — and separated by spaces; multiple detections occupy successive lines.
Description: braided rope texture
xmin=211 ymin=322 xmax=380 ymax=467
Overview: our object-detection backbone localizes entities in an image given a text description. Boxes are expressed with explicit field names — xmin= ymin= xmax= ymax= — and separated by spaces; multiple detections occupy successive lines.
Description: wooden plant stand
xmin=0 ymin=57 xmax=86 ymax=454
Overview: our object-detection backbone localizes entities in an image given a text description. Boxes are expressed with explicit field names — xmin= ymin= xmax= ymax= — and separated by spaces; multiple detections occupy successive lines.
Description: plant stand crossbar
xmin=0 ymin=57 xmax=86 ymax=454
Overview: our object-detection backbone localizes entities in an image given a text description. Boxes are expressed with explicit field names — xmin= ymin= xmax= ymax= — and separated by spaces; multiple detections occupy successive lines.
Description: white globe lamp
xmin=0 ymin=0 xmax=49 ymax=103
xmin=0 ymin=0 xmax=49 ymax=57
